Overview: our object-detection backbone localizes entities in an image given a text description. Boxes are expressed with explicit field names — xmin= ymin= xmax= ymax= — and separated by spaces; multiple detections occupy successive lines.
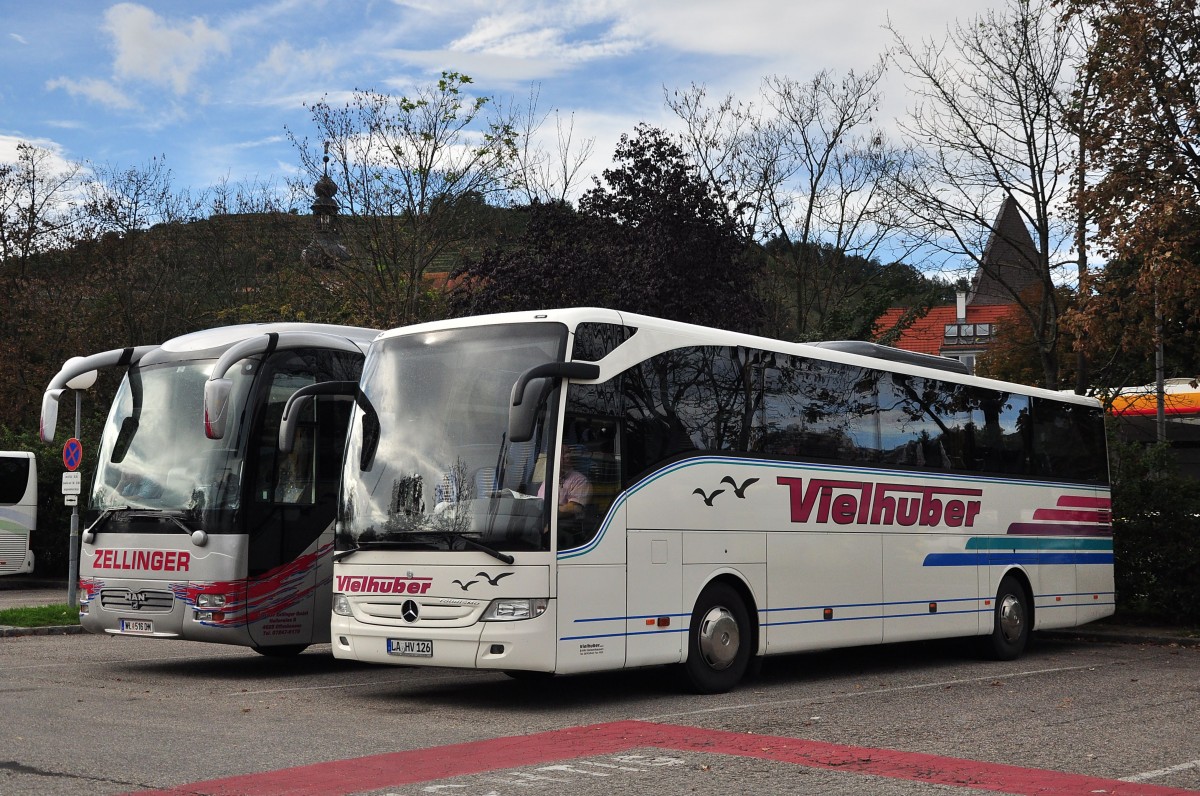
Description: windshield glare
xmin=92 ymin=360 xmax=255 ymax=515
xmin=341 ymin=323 xmax=566 ymax=551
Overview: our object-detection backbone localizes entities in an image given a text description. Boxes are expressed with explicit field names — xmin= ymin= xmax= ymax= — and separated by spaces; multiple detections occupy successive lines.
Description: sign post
xmin=65 ymin=403 xmax=83 ymax=608
xmin=62 ymin=360 xmax=96 ymax=610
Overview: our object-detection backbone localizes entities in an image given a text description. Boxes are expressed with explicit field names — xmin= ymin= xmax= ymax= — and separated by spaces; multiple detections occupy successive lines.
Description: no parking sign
xmin=63 ymin=437 xmax=83 ymax=471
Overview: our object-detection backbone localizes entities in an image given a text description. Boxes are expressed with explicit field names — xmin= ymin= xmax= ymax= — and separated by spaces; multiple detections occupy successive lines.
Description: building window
xmin=944 ymin=324 xmax=959 ymax=338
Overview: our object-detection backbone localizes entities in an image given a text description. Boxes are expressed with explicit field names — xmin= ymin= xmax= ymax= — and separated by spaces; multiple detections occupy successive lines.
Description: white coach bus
xmin=0 ymin=451 xmax=37 ymax=575
xmin=41 ymin=323 xmax=378 ymax=655
xmin=318 ymin=309 xmax=1112 ymax=691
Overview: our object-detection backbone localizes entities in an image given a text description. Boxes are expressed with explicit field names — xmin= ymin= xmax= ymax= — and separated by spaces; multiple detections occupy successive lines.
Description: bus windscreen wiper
xmin=445 ymin=532 xmax=515 ymax=565
xmin=334 ymin=537 xmax=445 ymax=562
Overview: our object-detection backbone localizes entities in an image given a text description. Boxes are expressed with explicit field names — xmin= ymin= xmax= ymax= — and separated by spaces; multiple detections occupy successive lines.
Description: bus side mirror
xmin=508 ymin=378 xmax=549 ymax=443
xmin=40 ymin=389 xmax=64 ymax=443
xmin=204 ymin=379 xmax=233 ymax=440
xmin=508 ymin=362 xmax=601 ymax=443
xmin=279 ymin=396 xmax=313 ymax=454
xmin=278 ymin=381 xmax=360 ymax=453
xmin=110 ymin=417 xmax=138 ymax=464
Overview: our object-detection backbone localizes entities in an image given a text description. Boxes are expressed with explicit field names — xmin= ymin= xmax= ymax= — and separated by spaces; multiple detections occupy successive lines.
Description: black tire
xmin=503 ymin=670 xmax=555 ymax=682
xmin=684 ymin=582 xmax=752 ymax=694
xmin=253 ymin=644 xmax=309 ymax=657
xmin=984 ymin=575 xmax=1031 ymax=661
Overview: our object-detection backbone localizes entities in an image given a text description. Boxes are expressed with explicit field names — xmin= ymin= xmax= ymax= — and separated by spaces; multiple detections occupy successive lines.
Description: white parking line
xmin=642 ymin=662 xmax=1112 ymax=721
xmin=1120 ymin=758 xmax=1200 ymax=783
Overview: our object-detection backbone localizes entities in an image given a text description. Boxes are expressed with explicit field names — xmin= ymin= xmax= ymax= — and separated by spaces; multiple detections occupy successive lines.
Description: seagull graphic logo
xmin=476 ymin=572 xmax=514 ymax=586
xmin=720 ymin=475 xmax=760 ymax=498
xmin=451 ymin=579 xmax=478 ymax=591
xmin=693 ymin=487 xmax=725 ymax=506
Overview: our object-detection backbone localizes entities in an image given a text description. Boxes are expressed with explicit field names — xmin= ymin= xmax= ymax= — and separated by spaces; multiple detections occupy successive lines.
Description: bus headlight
xmin=197 ymin=593 xmax=227 ymax=608
xmin=481 ymin=598 xmax=548 ymax=621
xmin=332 ymin=593 xmax=353 ymax=616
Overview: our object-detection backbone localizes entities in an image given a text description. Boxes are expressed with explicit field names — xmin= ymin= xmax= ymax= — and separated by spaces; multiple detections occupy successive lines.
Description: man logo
xmin=401 ymin=600 xmax=420 ymax=623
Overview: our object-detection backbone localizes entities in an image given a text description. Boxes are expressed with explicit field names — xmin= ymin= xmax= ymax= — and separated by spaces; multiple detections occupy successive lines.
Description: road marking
xmin=1123 ymin=759 xmax=1200 ymax=783
xmin=122 ymin=719 xmax=1197 ymax=796
xmin=643 ymin=662 xmax=1112 ymax=720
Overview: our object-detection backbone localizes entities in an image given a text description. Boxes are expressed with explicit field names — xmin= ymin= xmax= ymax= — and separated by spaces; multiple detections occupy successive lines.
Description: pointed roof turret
xmin=968 ymin=195 xmax=1041 ymax=305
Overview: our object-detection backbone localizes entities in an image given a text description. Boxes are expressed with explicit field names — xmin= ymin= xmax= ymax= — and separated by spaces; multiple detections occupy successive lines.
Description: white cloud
xmin=449 ymin=11 xmax=640 ymax=63
xmin=9 ymin=33 xmax=29 ymax=46
xmin=0 ymin=134 xmax=78 ymax=177
xmin=45 ymin=76 xmax=139 ymax=111
xmin=103 ymin=3 xmax=230 ymax=96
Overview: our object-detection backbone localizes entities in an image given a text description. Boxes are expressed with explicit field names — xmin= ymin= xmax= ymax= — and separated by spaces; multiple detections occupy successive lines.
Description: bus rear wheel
xmin=984 ymin=575 xmax=1030 ymax=661
xmin=684 ymin=582 xmax=751 ymax=694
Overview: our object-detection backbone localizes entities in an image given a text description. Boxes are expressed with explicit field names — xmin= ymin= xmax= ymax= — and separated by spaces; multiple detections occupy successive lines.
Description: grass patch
xmin=0 ymin=604 xmax=79 ymax=627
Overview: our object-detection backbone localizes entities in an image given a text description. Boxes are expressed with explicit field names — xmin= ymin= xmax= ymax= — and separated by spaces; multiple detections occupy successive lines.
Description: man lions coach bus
xmin=41 ymin=323 xmax=378 ymax=655
xmin=317 ymin=309 xmax=1111 ymax=691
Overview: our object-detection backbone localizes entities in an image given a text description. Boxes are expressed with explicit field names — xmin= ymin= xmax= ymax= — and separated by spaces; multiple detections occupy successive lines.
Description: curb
xmin=1039 ymin=628 xmax=1200 ymax=648
xmin=0 ymin=624 xmax=85 ymax=638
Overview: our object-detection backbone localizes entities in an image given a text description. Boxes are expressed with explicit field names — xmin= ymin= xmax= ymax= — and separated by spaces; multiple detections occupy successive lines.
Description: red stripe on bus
xmin=122 ymin=720 xmax=1192 ymax=796
xmin=1033 ymin=508 xmax=1111 ymax=522
xmin=1007 ymin=522 xmax=1112 ymax=536
xmin=1056 ymin=496 xmax=1111 ymax=509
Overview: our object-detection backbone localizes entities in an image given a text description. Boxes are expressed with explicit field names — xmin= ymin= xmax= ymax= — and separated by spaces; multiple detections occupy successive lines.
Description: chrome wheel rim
xmin=998 ymin=593 xmax=1025 ymax=643
xmin=697 ymin=606 xmax=740 ymax=670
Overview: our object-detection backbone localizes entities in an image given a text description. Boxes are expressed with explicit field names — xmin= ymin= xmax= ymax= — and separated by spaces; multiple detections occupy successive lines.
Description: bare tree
xmin=668 ymin=65 xmax=926 ymax=341
xmin=887 ymin=0 xmax=1081 ymax=388
xmin=0 ymin=143 xmax=82 ymax=281
xmin=504 ymin=85 xmax=596 ymax=204
xmin=288 ymin=71 xmax=520 ymax=327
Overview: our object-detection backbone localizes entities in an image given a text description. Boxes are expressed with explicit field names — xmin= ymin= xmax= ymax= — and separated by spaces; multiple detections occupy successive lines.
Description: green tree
xmin=452 ymin=125 xmax=761 ymax=332
xmin=578 ymin=124 xmax=761 ymax=331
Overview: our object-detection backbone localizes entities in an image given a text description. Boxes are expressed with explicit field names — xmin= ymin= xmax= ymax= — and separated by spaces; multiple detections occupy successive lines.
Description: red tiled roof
xmin=875 ymin=304 xmax=1018 ymax=356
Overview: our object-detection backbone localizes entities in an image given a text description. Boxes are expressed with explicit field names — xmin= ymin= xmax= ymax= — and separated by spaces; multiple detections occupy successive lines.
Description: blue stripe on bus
xmin=559 ymin=595 xmax=1113 ymax=643
xmin=924 ymin=552 xmax=1114 ymax=566
xmin=561 ymin=596 xmax=1119 ymax=641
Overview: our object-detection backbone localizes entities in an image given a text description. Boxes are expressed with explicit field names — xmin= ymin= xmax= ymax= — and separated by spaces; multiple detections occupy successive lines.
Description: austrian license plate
xmin=120 ymin=619 xmax=153 ymax=634
xmin=387 ymin=638 xmax=432 ymax=657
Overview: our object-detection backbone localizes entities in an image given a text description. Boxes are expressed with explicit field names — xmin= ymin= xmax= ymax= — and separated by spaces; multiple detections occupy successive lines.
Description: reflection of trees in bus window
xmin=1030 ymin=398 xmax=1106 ymax=482
xmin=760 ymin=355 xmax=879 ymax=462
xmin=621 ymin=346 xmax=765 ymax=481
xmin=572 ymin=323 xmax=635 ymax=362
xmin=875 ymin=376 xmax=1036 ymax=475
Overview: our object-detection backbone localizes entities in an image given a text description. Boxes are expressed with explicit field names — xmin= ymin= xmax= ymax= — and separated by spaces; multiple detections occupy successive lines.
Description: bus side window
xmin=564 ymin=375 xmax=623 ymax=548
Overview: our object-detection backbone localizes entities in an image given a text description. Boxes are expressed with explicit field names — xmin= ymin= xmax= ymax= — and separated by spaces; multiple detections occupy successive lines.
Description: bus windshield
xmin=92 ymin=359 xmax=255 ymax=516
xmin=340 ymin=323 xmax=567 ymax=551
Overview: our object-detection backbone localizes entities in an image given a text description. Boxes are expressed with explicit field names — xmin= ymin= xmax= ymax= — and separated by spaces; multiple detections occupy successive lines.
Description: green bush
xmin=1110 ymin=438 xmax=1200 ymax=624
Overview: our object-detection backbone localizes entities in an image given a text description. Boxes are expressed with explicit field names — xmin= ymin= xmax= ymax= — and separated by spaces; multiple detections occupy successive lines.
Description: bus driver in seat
xmin=538 ymin=443 xmax=591 ymax=522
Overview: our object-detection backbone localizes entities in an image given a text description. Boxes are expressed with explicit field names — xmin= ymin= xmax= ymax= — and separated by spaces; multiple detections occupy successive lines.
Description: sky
xmin=1 ymin=0 xmax=998 ymax=204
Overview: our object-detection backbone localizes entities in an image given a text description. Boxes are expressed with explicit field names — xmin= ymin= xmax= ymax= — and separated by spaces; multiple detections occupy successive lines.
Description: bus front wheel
xmin=684 ymin=582 xmax=751 ymax=694
xmin=984 ymin=575 xmax=1030 ymax=661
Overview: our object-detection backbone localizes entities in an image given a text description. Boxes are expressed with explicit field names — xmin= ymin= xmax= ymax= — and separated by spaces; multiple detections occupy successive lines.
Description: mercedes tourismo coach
xmin=41 ymin=323 xmax=378 ymax=655
xmin=316 ymin=308 xmax=1112 ymax=691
